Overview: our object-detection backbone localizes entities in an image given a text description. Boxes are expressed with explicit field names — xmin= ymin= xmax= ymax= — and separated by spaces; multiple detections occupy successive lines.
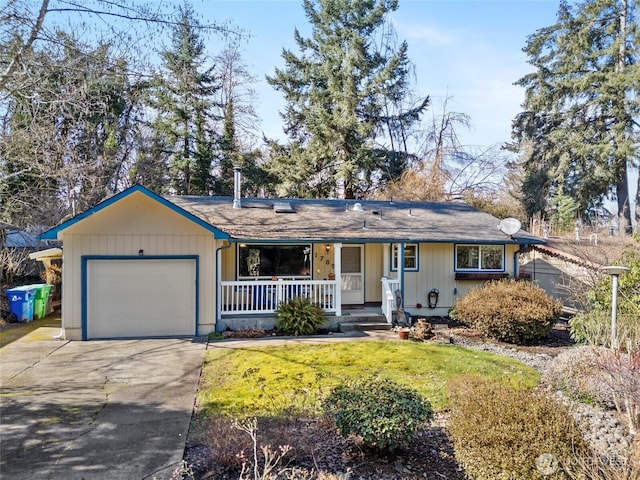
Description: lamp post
xmin=600 ymin=266 xmax=630 ymax=349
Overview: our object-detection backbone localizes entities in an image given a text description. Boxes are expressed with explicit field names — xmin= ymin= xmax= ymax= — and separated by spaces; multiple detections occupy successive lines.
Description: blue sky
xmin=191 ymin=0 xmax=561 ymax=149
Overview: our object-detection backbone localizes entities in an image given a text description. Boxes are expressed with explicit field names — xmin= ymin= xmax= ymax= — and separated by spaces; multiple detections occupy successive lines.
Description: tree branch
xmin=0 ymin=0 xmax=49 ymax=91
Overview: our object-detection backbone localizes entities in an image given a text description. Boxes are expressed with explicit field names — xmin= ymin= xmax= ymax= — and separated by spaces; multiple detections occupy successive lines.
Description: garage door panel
xmin=87 ymin=259 xmax=196 ymax=339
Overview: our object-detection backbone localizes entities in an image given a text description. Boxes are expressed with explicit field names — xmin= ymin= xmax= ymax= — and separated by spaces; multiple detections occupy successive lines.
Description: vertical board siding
xmin=62 ymin=232 xmax=217 ymax=340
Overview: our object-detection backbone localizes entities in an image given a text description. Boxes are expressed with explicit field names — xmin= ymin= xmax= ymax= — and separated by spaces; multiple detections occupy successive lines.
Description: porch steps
xmin=338 ymin=314 xmax=390 ymax=332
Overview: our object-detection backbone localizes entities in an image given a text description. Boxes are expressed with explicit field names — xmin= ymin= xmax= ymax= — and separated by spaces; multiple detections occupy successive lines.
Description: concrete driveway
xmin=0 ymin=329 xmax=207 ymax=480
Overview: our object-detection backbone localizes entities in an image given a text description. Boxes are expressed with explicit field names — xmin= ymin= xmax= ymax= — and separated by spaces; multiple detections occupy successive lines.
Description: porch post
xmin=399 ymin=242 xmax=405 ymax=299
xmin=215 ymin=244 xmax=222 ymax=330
xmin=334 ymin=243 xmax=342 ymax=316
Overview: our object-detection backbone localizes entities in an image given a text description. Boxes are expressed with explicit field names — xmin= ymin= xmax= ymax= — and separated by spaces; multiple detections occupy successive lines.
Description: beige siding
xmin=388 ymin=243 xmax=519 ymax=316
xmin=221 ymin=244 xmax=236 ymax=280
xmin=61 ymin=191 xmax=219 ymax=340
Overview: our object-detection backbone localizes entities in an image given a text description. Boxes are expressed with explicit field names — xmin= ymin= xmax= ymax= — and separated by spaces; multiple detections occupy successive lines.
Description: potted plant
xmin=394 ymin=326 xmax=410 ymax=340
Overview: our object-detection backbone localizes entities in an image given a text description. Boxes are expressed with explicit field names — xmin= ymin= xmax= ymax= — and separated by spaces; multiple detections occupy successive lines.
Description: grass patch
xmin=197 ymin=341 xmax=538 ymax=417
xmin=0 ymin=314 xmax=61 ymax=346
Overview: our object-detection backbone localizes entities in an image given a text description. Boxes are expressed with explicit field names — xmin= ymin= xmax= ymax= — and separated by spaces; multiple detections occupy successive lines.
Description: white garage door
xmin=86 ymin=259 xmax=196 ymax=339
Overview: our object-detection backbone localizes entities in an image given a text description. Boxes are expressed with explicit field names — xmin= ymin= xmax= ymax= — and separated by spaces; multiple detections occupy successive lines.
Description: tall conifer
xmin=267 ymin=0 xmax=427 ymax=198
xmin=511 ymin=0 xmax=640 ymax=232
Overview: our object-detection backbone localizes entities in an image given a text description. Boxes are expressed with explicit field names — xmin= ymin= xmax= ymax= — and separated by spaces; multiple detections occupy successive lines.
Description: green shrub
xmin=275 ymin=296 xmax=326 ymax=336
xmin=321 ymin=375 xmax=433 ymax=451
xmin=446 ymin=375 xmax=589 ymax=480
xmin=450 ymin=279 xmax=562 ymax=344
xmin=571 ymin=234 xmax=640 ymax=352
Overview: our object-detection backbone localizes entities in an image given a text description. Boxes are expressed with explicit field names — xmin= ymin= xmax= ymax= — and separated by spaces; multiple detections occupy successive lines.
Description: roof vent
xmin=233 ymin=166 xmax=242 ymax=209
xmin=352 ymin=202 xmax=363 ymax=212
xmin=273 ymin=201 xmax=296 ymax=213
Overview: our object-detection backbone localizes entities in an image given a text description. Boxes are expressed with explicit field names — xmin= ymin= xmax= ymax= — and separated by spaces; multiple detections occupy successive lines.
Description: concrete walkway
xmin=0 ymin=329 xmax=207 ymax=480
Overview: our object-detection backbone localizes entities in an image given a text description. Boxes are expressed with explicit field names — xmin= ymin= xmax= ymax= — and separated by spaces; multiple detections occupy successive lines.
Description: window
xmin=455 ymin=244 xmax=504 ymax=271
xmin=238 ymin=244 xmax=311 ymax=279
xmin=391 ymin=244 xmax=418 ymax=271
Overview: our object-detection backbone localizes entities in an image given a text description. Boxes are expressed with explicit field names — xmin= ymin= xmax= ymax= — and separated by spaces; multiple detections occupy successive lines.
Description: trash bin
xmin=5 ymin=286 xmax=36 ymax=322
xmin=31 ymin=284 xmax=52 ymax=319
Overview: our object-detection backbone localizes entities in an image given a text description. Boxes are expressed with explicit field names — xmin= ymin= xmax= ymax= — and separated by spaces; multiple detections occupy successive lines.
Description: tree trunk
xmin=616 ymin=162 xmax=633 ymax=234
xmin=636 ymin=171 xmax=640 ymax=232
xmin=616 ymin=0 xmax=633 ymax=234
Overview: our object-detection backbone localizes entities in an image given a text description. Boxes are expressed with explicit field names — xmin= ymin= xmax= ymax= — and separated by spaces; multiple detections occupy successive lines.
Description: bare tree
xmin=374 ymin=97 xmax=509 ymax=205
xmin=214 ymin=45 xmax=260 ymax=150
xmin=1 ymin=0 xmax=235 ymax=93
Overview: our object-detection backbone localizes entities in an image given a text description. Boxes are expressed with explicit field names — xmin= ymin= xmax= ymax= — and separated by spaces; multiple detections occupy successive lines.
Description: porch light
xmin=325 ymin=244 xmax=331 ymax=252
xmin=600 ymin=265 xmax=630 ymax=350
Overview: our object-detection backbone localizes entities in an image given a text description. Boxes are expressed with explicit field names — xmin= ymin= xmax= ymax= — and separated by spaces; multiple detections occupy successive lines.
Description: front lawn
xmin=197 ymin=340 xmax=539 ymax=417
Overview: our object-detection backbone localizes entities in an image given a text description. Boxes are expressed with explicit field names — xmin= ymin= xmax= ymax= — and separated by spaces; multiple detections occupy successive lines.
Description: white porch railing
xmin=220 ymin=279 xmax=337 ymax=315
xmin=380 ymin=277 xmax=400 ymax=324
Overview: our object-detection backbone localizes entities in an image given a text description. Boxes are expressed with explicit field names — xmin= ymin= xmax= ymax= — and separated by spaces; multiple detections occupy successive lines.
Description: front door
xmin=341 ymin=245 xmax=364 ymax=304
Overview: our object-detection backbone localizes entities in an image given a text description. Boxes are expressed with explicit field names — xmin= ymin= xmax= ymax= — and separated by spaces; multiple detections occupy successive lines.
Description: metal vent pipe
xmin=233 ymin=166 xmax=241 ymax=209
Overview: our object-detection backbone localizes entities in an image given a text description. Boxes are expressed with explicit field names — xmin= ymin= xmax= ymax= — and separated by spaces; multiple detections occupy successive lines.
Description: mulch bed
xmin=185 ymin=415 xmax=465 ymax=480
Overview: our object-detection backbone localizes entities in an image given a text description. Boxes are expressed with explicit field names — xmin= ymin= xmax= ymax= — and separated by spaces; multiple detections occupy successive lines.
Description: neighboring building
xmin=41 ymin=181 xmax=543 ymax=340
xmin=1 ymin=222 xmax=41 ymax=282
xmin=519 ymin=243 xmax=602 ymax=312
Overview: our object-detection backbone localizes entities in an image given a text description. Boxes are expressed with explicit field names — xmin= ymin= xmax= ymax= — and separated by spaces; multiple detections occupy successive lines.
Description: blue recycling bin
xmin=5 ymin=286 xmax=36 ymax=322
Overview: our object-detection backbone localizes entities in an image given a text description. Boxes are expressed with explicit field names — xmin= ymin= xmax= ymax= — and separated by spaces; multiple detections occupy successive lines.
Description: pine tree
xmin=511 ymin=0 xmax=640 ymax=232
xmin=266 ymin=0 xmax=427 ymax=199
xmin=215 ymin=99 xmax=239 ymax=195
xmin=145 ymin=4 xmax=220 ymax=195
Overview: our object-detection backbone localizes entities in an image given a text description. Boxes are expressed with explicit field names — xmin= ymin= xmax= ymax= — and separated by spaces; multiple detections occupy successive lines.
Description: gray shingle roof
xmin=166 ymin=196 xmax=543 ymax=245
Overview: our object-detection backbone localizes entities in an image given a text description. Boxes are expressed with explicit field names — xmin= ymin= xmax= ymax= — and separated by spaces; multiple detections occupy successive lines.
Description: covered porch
xmin=217 ymin=241 xmax=411 ymax=324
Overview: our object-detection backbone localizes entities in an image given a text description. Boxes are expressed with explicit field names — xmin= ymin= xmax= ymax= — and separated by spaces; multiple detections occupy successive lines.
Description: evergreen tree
xmin=144 ymin=4 xmax=220 ymax=195
xmin=215 ymin=99 xmax=240 ymax=195
xmin=510 ymin=0 xmax=640 ymax=232
xmin=266 ymin=0 xmax=428 ymax=199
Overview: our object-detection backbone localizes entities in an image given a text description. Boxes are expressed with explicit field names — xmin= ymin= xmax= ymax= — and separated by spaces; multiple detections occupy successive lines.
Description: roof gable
xmin=40 ymin=185 xmax=230 ymax=240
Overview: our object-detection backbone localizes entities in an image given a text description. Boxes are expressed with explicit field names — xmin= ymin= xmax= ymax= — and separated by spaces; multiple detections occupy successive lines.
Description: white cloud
xmin=396 ymin=23 xmax=453 ymax=47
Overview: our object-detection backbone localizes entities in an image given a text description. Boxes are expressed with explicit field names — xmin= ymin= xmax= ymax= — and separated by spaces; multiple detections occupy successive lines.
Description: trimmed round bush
xmin=321 ymin=375 xmax=433 ymax=451
xmin=275 ymin=296 xmax=326 ymax=336
xmin=446 ymin=375 xmax=589 ymax=480
xmin=450 ymin=279 xmax=562 ymax=344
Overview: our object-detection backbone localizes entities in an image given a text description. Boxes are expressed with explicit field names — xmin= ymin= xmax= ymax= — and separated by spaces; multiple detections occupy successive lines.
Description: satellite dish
xmin=499 ymin=218 xmax=522 ymax=236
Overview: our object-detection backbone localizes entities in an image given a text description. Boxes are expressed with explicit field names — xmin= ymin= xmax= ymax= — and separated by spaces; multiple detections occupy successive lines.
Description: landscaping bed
xmin=185 ymin=340 xmax=538 ymax=479
xmin=184 ymin=322 xmax=639 ymax=480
